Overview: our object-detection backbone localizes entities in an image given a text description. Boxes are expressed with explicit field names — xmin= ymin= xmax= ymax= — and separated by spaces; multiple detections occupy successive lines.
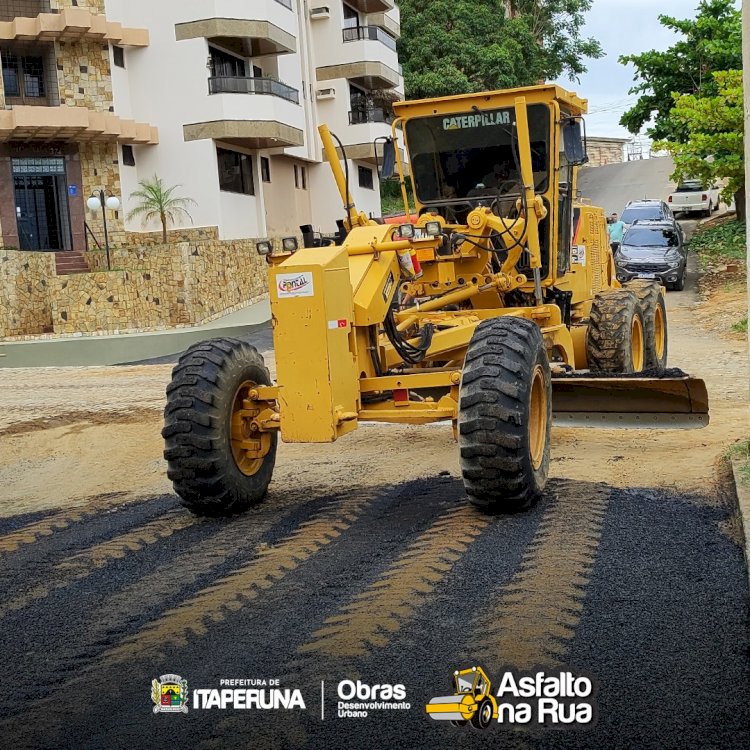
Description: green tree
xmin=127 ymin=176 xmax=197 ymax=244
xmin=654 ymin=70 xmax=745 ymax=220
xmin=619 ymin=0 xmax=741 ymax=140
xmin=398 ymin=0 xmax=602 ymax=100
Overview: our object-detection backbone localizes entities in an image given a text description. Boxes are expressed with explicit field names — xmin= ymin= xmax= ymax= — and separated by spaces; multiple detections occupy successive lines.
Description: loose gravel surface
xmin=0 ymin=229 xmax=748 ymax=749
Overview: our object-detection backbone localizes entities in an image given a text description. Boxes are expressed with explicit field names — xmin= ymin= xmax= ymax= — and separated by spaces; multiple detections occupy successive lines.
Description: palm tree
xmin=127 ymin=176 xmax=197 ymax=243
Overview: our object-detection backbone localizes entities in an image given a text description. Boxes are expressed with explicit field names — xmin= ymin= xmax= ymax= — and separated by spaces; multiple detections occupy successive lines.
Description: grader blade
xmin=551 ymin=375 xmax=709 ymax=429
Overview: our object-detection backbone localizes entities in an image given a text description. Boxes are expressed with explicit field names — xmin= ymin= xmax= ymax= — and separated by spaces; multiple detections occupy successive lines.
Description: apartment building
xmin=0 ymin=0 xmax=402 ymax=253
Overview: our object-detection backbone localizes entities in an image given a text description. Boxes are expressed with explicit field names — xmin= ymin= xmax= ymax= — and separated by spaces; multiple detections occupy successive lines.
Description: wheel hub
xmin=230 ymin=381 xmax=272 ymax=476
xmin=529 ymin=365 xmax=547 ymax=471
xmin=631 ymin=315 xmax=645 ymax=372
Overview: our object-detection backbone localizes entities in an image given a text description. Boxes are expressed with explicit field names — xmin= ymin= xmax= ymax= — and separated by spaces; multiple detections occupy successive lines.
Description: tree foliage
xmin=619 ymin=0 xmax=741 ymax=140
xmin=398 ymin=0 xmax=602 ymax=100
xmin=127 ymin=176 xmax=197 ymax=244
xmin=653 ymin=71 xmax=744 ymax=217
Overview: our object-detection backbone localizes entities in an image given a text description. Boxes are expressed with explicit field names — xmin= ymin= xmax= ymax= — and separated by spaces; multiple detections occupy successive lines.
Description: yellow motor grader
xmin=162 ymin=84 xmax=709 ymax=516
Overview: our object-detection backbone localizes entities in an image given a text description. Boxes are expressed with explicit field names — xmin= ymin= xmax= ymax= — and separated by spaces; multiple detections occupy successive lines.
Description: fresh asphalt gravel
xmin=0 ymin=473 xmax=747 ymax=749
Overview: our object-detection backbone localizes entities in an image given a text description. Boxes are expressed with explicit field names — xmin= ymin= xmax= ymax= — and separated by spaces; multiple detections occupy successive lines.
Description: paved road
xmin=1 ymin=161 xmax=748 ymax=749
xmin=0 ymin=471 xmax=747 ymax=749
xmin=578 ymin=156 xmax=677 ymax=215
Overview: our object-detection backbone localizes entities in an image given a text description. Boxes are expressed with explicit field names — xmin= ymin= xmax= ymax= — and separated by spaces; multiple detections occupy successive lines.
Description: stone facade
xmin=0 ymin=248 xmax=56 ymax=338
xmin=55 ymin=39 xmax=113 ymax=110
xmin=121 ymin=226 xmax=221 ymax=247
xmin=50 ymin=0 xmax=105 ymax=13
xmin=585 ymin=138 xmax=629 ymax=168
xmin=51 ymin=240 xmax=268 ymax=334
xmin=79 ymin=140 xmax=125 ymax=240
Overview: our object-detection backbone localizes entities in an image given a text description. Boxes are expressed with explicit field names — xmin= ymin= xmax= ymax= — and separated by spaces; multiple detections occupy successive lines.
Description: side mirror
xmin=380 ymin=138 xmax=396 ymax=179
xmin=563 ymin=118 xmax=588 ymax=166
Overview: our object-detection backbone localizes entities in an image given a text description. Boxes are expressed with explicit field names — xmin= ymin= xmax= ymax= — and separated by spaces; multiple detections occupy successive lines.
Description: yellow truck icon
xmin=425 ymin=666 xmax=498 ymax=730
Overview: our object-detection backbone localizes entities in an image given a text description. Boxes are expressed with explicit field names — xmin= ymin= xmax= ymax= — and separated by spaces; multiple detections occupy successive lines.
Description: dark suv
xmin=614 ymin=220 xmax=687 ymax=291
xmin=621 ymin=199 xmax=675 ymax=227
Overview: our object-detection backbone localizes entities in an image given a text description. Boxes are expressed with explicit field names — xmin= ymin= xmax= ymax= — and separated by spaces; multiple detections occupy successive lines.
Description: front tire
xmin=459 ymin=317 xmax=551 ymax=513
xmin=470 ymin=700 xmax=494 ymax=730
xmin=586 ymin=290 xmax=645 ymax=373
xmin=163 ymin=337 xmax=277 ymax=516
xmin=624 ymin=280 xmax=668 ymax=371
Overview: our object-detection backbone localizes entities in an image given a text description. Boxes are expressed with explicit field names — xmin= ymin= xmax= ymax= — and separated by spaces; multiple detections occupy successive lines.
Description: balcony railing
xmin=342 ymin=25 xmax=397 ymax=52
xmin=208 ymin=76 xmax=300 ymax=104
xmin=349 ymin=107 xmax=391 ymax=125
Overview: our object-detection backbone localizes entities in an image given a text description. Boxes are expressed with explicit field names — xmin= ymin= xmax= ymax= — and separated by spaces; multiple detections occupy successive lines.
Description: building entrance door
xmin=12 ymin=157 xmax=71 ymax=251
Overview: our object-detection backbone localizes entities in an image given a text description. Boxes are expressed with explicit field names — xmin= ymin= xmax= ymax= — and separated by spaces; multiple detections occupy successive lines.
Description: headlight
xmin=424 ymin=221 xmax=441 ymax=237
xmin=398 ymin=223 xmax=415 ymax=239
xmin=665 ymin=249 xmax=681 ymax=263
xmin=282 ymin=236 xmax=299 ymax=253
xmin=617 ymin=249 xmax=632 ymax=262
xmin=256 ymin=240 xmax=272 ymax=256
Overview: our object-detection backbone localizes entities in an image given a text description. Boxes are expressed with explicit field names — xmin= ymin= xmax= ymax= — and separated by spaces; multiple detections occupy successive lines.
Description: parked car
xmin=614 ymin=220 xmax=687 ymax=291
xmin=621 ymin=199 xmax=683 ymax=243
xmin=668 ymin=180 xmax=721 ymax=217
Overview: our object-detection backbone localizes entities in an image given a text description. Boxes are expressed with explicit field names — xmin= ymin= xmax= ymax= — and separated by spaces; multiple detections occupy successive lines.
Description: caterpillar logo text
xmin=443 ymin=110 xmax=511 ymax=130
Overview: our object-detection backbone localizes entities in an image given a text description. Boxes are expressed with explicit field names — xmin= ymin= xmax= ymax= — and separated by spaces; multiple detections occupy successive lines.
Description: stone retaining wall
xmin=121 ymin=226 xmax=220 ymax=247
xmin=50 ymin=239 xmax=268 ymax=335
xmin=0 ymin=249 xmax=56 ymax=338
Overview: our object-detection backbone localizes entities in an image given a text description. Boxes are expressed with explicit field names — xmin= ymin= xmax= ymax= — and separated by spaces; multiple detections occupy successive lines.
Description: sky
xmin=555 ymin=0 xmax=740 ymax=140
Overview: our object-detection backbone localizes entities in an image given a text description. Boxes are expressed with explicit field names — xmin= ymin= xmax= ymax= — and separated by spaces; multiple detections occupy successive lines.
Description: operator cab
xmin=394 ymin=85 xmax=589 ymax=286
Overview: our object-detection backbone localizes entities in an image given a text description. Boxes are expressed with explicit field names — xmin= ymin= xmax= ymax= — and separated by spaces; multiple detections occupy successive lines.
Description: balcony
xmin=344 ymin=0 xmax=394 ymax=12
xmin=342 ymin=25 xmax=397 ymax=52
xmin=208 ymin=75 xmax=300 ymax=104
xmin=349 ymin=106 xmax=391 ymax=125
xmin=0 ymin=8 xmax=148 ymax=46
xmin=0 ymin=106 xmax=158 ymax=144
xmin=175 ymin=11 xmax=297 ymax=57
xmin=317 ymin=60 xmax=400 ymax=90
xmin=366 ymin=12 xmax=400 ymax=38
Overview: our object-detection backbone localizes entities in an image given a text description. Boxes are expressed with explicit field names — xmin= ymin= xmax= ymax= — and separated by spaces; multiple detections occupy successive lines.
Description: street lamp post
xmin=87 ymin=189 xmax=121 ymax=270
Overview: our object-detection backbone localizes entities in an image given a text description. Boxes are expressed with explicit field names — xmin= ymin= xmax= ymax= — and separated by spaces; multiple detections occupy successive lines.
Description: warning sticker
xmin=276 ymin=272 xmax=314 ymax=298
xmin=572 ymin=245 xmax=587 ymax=266
xmin=327 ymin=319 xmax=348 ymax=330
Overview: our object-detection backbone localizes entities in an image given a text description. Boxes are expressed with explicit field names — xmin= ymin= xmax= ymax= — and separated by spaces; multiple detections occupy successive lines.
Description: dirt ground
xmin=0 ymin=264 xmax=747 ymax=518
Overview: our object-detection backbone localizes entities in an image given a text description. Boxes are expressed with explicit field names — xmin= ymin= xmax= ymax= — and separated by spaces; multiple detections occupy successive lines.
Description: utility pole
xmin=744 ymin=0 xmax=750 ymax=361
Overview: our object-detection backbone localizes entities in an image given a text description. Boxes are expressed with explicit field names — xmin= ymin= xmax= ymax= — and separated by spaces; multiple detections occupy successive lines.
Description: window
xmin=122 ymin=144 xmax=135 ymax=167
xmin=209 ymin=46 xmax=247 ymax=78
xmin=358 ymin=165 xmax=374 ymax=190
xmin=294 ymin=164 xmax=307 ymax=190
xmin=2 ymin=52 xmax=46 ymax=100
xmin=113 ymin=45 xmax=125 ymax=68
xmin=217 ymin=148 xmax=254 ymax=195
xmin=260 ymin=157 xmax=271 ymax=183
xmin=343 ymin=2 xmax=359 ymax=28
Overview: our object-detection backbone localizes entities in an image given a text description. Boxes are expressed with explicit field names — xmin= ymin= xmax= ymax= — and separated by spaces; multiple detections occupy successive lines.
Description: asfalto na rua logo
xmin=152 ymin=674 xmax=189 ymax=714
xmin=425 ymin=665 xmax=597 ymax=729
xmin=425 ymin=666 xmax=497 ymax=729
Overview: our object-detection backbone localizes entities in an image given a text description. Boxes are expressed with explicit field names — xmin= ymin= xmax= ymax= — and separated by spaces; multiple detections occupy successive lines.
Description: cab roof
xmin=392 ymin=84 xmax=588 ymax=120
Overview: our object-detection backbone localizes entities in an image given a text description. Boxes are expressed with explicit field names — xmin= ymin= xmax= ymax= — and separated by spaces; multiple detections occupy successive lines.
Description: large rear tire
xmin=459 ymin=317 xmax=551 ymax=513
xmin=624 ymin=280 xmax=668 ymax=371
xmin=586 ymin=290 xmax=646 ymax=373
xmin=163 ymin=337 xmax=277 ymax=516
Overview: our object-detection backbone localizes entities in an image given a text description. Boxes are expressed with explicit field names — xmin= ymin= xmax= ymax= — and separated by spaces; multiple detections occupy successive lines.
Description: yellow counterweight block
xmin=270 ymin=245 xmax=360 ymax=443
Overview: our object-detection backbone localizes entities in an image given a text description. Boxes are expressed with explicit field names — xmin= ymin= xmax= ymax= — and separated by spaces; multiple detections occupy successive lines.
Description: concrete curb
xmin=0 ymin=300 xmax=271 ymax=368
xmin=730 ymin=454 xmax=750 ymax=577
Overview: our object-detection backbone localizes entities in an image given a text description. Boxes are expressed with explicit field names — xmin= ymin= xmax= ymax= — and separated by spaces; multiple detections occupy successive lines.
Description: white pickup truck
xmin=668 ymin=180 xmax=721 ymax=217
